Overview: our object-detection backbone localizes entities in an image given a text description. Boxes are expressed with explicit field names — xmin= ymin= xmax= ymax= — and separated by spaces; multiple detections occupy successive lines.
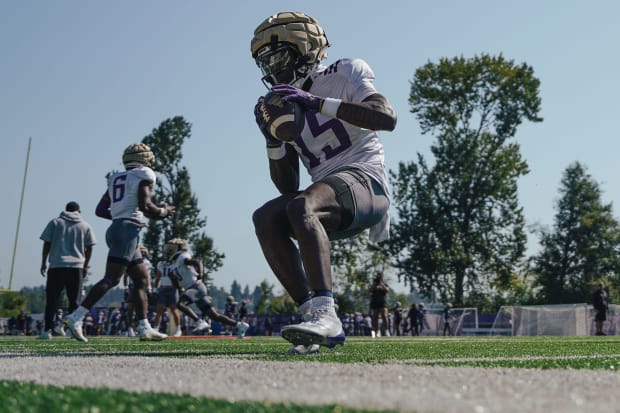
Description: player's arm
xmin=269 ymin=144 xmax=300 ymax=194
xmin=40 ymin=242 xmax=51 ymax=276
xmin=95 ymin=191 xmax=112 ymax=220
xmin=184 ymin=258 xmax=204 ymax=280
xmin=335 ymin=93 xmax=397 ymax=131
xmin=272 ymin=84 xmax=397 ymax=131
xmin=255 ymin=96 xmax=300 ymax=193
xmin=153 ymin=267 xmax=162 ymax=288
xmin=83 ymin=245 xmax=92 ymax=276
xmin=138 ymin=180 xmax=175 ymax=219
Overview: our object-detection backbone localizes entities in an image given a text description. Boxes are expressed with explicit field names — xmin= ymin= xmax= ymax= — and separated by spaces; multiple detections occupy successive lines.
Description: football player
xmin=121 ymin=244 xmax=153 ymax=337
xmin=64 ymin=143 xmax=175 ymax=342
xmin=251 ymin=12 xmax=397 ymax=353
xmin=152 ymin=250 xmax=183 ymax=337
xmin=164 ymin=238 xmax=249 ymax=339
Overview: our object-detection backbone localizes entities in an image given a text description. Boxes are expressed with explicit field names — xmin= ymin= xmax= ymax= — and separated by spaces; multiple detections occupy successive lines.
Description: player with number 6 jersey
xmin=251 ymin=11 xmax=397 ymax=353
xmin=64 ymin=143 xmax=175 ymax=343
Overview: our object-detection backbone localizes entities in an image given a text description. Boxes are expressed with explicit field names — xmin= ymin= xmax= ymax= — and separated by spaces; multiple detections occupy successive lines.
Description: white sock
xmin=138 ymin=319 xmax=150 ymax=329
xmin=73 ymin=306 xmax=88 ymax=320
xmin=312 ymin=296 xmax=335 ymax=311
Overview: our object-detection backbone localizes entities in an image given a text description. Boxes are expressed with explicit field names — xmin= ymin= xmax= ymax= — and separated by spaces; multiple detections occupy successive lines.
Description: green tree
xmin=530 ymin=162 xmax=620 ymax=303
xmin=0 ymin=291 xmax=29 ymax=317
xmin=253 ymin=279 xmax=275 ymax=314
xmin=141 ymin=116 xmax=224 ymax=276
xmin=390 ymin=54 xmax=542 ymax=305
xmin=330 ymin=233 xmax=393 ymax=313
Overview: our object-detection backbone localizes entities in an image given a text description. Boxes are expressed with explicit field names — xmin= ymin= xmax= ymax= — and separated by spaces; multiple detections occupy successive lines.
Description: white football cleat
xmin=38 ymin=330 xmax=52 ymax=340
xmin=191 ymin=319 xmax=211 ymax=334
xmin=281 ymin=307 xmax=345 ymax=348
xmin=64 ymin=316 xmax=88 ymax=343
xmin=236 ymin=321 xmax=249 ymax=339
xmin=138 ymin=326 xmax=168 ymax=341
xmin=173 ymin=326 xmax=182 ymax=337
xmin=53 ymin=325 xmax=66 ymax=337
xmin=287 ymin=344 xmax=320 ymax=355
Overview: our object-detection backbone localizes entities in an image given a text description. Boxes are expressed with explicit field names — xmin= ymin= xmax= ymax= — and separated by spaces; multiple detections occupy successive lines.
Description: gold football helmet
xmin=251 ymin=11 xmax=329 ymax=87
xmin=164 ymin=238 xmax=189 ymax=261
xmin=122 ymin=143 xmax=154 ymax=168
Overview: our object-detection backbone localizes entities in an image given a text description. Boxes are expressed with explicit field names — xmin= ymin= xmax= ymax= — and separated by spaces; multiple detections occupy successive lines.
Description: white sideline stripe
xmin=395 ymin=353 xmax=620 ymax=364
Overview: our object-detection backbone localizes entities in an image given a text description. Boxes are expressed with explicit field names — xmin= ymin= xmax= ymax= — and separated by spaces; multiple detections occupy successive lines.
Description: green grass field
xmin=0 ymin=335 xmax=618 ymax=413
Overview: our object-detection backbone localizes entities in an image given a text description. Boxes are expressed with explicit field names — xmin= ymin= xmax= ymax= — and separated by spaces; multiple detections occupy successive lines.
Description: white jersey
xmin=169 ymin=251 xmax=199 ymax=290
xmin=107 ymin=165 xmax=157 ymax=221
xmin=291 ymin=58 xmax=389 ymax=195
xmin=291 ymin=58 xmax=391 ymax=241
xmin=156 ymin=260 xmax=174 ymax=288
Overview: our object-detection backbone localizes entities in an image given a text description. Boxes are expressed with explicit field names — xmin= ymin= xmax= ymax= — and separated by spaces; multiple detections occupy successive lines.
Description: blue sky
xmin=1 ymin=1 xmax=619 ymax=294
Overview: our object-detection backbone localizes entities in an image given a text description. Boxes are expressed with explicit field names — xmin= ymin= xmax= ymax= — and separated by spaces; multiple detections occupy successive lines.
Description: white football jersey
xmin=291 ymin=58 xmax=389 ymax=195
xmin=156 ymin=260 xmax=174 ymax=288
xmin=169 ymin=251 xmax=199 ymax=290
xmin=107 ymin=166 xmax=157 ymax=221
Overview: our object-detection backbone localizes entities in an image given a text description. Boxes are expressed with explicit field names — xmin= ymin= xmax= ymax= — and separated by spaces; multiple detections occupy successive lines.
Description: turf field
xmin=0 ymin=335 xmax=618 ymax=413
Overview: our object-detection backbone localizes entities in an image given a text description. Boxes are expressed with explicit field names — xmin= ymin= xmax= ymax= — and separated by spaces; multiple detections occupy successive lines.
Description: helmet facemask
xmin=255 ymin=42 xmax=306 ymax=87
xmin=251 ymin=12 xmax=330 ymax=88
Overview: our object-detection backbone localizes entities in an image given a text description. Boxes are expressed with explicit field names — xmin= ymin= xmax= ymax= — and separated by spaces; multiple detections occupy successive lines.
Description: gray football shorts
xmin=319 ymin=168 xmax=389 ymax=241
xmin=157 ymin=286 xmax=179 ymax=307
xmin=182 ymin=281 xmax=211 ymax=307
xmin=105 ymin=219 xmax=143 ymax=266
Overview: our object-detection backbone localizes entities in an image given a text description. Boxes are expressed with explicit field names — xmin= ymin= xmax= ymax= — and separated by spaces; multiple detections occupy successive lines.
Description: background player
xmin=153 ymin=250 xmax=183 ymax=336
xmin=164 ymin=238 xmax=249 ymax=338
xmin=64 ymin=143 xmax=175 ymax=342
xmin=251 ymin=11 xmax=397 ymax=353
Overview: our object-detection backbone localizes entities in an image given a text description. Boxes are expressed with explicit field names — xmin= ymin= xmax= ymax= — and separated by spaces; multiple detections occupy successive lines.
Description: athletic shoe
xmin=287 ymin=344 xmax=320 ymax=355
xmin=191 ymin=319 xmax=210 ymax=334
xmin=298 ymin=299 xmax=313 ymax=321
xmin=64 ymin=316 xmax=88 ymax=343
xmin=38 ymin=330 xmax=52 ymax=340
xmin=138 ymin=326 xmax=167 ymax=341
xmin=236 ymin=321 xmax=249 ymax=339
xmin=173 ymin=326 xmax=182 ymax=337
xmin=127 ymin=327 xmax=136 ymax=337
xmin=281 ymin=307 xmax=345 ymax=348
xmin=53 ymin=325 xmax=66 ymax=337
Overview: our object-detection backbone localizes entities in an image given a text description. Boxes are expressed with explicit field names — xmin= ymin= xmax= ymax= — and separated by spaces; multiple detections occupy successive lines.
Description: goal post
xmin=492 ymin=304 xmax=591 ymax=336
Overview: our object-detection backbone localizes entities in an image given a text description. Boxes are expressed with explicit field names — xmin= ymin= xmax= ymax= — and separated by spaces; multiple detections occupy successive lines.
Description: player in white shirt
xmin=152 ymin=256 xmax=182 ymax=337
xmin=251 ymin=12 xmax=397 ymax=353
xmin=64 ymin=143 xmax=175 ymax=342
xmin=164 ymin=238 xmax=249 ymax=338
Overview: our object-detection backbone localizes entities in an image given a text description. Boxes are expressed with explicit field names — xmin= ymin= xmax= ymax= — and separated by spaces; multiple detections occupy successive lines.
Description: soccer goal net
xmin=419 ymin=307 xmax=479 ymax=336
xmin=491 ymin=304 xmax=591 ymax=336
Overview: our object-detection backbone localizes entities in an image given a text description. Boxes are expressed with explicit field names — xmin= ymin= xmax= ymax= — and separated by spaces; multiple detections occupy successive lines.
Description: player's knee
xmin=253 ymin=205 xmax=276 ymax=235
xmin=102 ymin=274 xmax=122 ymax=288
xmin=285 ymin=197 xmax=312 ymax=227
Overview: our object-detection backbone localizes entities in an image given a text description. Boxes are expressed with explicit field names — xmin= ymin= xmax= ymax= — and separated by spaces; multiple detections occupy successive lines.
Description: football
xmin=261 ymin=91 xmax=305 ymax=142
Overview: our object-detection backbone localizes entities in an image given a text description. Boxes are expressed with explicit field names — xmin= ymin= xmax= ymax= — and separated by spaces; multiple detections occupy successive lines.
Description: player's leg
xmin=64 ymin=261 xmax=125 ymax=342
xmin=253 ymin=193 xmax=312 ymax=305
xmin=42 ymin=269 xmax=64 ymax=337
xmin=127 ymin=262 xmax=166 ymax=341
xmin=281 ymin=170 xmax=388 ymax=348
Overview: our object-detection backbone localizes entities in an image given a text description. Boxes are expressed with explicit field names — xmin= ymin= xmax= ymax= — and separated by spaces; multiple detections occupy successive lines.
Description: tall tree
xmin=390 ymin=54 xmax=542 ymax=305
xmin=253 ymin=279 xmax=275 ymax=314
xmin=330 ymin=233 xmax=391 ymax=312
xmin=530 ymin=162 xmax=620 ymax=303
xmin=141 ymin=116 xmax=224 ymax=277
